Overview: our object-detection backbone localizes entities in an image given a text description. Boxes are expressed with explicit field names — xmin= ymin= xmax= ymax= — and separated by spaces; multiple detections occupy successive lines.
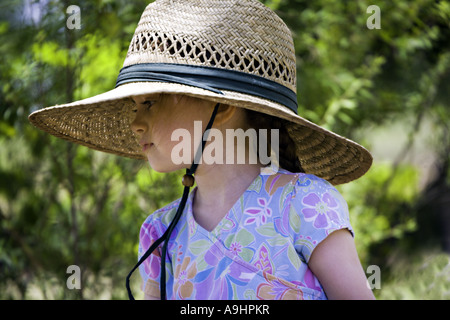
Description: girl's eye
xmin=143 ymin=100 xmax=155 ymax=110
xmin=132 ymin=100 xmax=156 ymax=113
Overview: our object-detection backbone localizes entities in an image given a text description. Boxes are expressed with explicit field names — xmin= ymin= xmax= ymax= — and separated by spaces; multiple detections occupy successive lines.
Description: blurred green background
xmin=0 ymin=0 xmax=449 ymax=299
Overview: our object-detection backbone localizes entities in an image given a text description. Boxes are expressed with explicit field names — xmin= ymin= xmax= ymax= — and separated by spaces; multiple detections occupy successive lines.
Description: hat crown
xmin=124 ymin=0 xmax=297 ymax=93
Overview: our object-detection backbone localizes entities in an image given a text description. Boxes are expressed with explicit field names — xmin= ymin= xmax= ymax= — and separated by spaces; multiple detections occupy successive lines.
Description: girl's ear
xmin=213 ymin=104 xmax=237 ymax=126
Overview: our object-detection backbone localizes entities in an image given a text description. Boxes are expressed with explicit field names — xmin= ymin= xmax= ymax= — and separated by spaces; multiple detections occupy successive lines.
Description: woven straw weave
xmin=125 ymin=0 xmax=296 ymax=92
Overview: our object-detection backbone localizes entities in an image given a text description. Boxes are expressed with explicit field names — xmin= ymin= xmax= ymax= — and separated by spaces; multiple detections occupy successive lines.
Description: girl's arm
xmin=308 ymin=229 xmax=376 ymax=300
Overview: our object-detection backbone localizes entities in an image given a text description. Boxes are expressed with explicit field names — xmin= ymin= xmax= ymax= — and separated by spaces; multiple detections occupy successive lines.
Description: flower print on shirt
xmin=194 ymin=242 xmax=253 ymax=300
xmin=274 ymin=192 xmax=292 ymax=237
xmin=229 ymin=241 xmax=243 ymax=256
xmin=244 ymin=197 xmax=272 ymax=227
xmin=301 ymin=192 xmax=340 ymax=229
xmin=174 ymin=256 xmax=197 ymax=299
xmin=253 ymin=243 xmax=273 ymax=274
xmin=256 ymin=272 xmax=304 ymax=300
xmin=139 ymin=222 xmax=161 ymax=279
xmin=224 ymin=228 xmax=255 ymax=262
xmin=139 ymin=170 xmax=353 ymax=300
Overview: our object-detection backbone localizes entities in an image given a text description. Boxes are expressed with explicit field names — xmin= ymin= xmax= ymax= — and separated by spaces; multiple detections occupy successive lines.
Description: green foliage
xmin=0 ymin=0 xmax=166 ymax=299
xmin=338 ymin=163 xmax=420 ymax=263
xmin=376 ymin=251 xmax=450 ymax=299
xmin=1 ymin=0 xmax=449 ymax=299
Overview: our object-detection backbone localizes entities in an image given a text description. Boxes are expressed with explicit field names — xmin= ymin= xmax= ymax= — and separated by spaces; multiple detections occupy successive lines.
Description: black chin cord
xmin=126 ymin=103 xmax=220 ymax=300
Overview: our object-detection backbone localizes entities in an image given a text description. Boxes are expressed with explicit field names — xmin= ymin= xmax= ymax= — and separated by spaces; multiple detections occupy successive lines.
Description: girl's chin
xmin=146 ymin=158 xmax=184 ymax=173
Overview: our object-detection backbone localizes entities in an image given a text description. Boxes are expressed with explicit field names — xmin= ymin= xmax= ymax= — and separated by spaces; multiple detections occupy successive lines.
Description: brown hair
xmin=246 ymin=109 xmax=304 ymax=173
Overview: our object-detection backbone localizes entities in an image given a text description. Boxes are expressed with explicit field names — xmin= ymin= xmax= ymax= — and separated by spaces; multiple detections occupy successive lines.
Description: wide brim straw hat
xmin=29 ymin=0 xmax=372 ymax=185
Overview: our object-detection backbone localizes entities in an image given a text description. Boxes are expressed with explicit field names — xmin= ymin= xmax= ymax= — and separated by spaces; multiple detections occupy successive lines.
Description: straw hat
xmin=28 ymin=0 xmax=372 ymax=185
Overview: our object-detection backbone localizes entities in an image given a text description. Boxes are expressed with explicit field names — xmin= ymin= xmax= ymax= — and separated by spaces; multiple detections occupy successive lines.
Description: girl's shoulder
xmin=257 ymin=168 xmax=349 ymax=219
xmin=261 ymin=167 xmax=337 ymax=195
xmin=279 ymin=170 xmax=349 ymax=216
xmin=269 ymin=170 xmax=352 ymax=263
xmin=142 ymin=197 xmax=183 ymax=230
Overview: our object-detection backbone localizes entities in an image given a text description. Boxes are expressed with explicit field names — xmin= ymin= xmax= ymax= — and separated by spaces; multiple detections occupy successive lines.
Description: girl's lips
xmin=142 ymin=143 xmax=153 ymax=152
xmin=140 ymin=141 xmax=153 ymax=152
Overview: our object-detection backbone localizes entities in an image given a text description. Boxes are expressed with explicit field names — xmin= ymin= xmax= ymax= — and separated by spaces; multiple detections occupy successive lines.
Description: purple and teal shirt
xmin=138 ymin=168 xmax=353 ymax=300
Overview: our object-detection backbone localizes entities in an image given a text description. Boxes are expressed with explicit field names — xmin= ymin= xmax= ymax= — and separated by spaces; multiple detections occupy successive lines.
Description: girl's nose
xmin=130 ymin=111 xmax=148 ymax=135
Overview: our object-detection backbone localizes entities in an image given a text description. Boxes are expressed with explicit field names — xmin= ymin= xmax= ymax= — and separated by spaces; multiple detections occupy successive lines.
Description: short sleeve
xmin=138 ymin=214 xmax=162 ymax=297
xmin=291 ymin=174 xmax=353 ymax=263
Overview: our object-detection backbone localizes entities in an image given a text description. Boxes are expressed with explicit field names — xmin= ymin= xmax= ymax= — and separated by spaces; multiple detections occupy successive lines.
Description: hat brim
xmin=28 ymin=81 xmax=372 ymax=185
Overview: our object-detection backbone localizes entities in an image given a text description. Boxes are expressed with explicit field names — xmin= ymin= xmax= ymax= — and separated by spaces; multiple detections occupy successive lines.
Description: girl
xmin=29 ymin=0 xmax=374 ymax=300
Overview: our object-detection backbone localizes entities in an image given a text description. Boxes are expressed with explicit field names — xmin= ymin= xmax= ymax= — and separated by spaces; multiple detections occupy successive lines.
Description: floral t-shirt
xmin=138 ymin=169 xmax=353 ymax=300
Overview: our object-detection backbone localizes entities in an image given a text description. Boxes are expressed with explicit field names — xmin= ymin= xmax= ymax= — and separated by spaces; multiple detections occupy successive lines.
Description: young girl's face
xmin=130 ymin=94 xmax=215 ymax=172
